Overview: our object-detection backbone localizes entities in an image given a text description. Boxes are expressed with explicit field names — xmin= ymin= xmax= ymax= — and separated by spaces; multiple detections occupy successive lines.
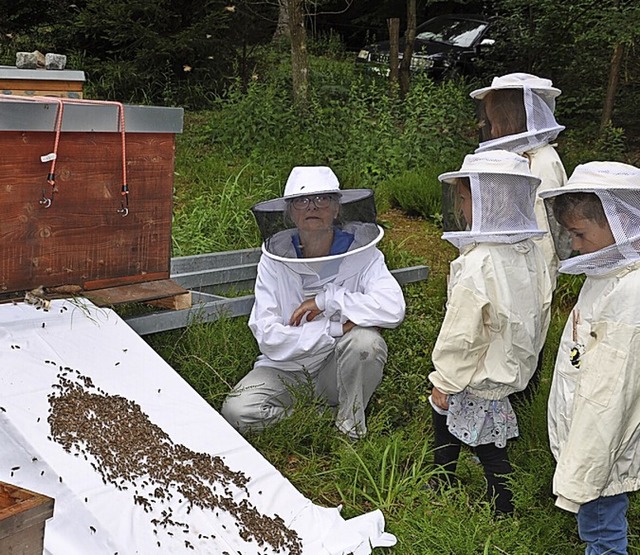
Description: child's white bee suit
xmin=541 ymin=161 xmax=640 ymax=514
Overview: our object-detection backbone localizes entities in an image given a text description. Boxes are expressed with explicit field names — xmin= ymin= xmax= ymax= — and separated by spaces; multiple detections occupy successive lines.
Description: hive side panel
xmin=0 ymin=131 xmax=175 ymax=293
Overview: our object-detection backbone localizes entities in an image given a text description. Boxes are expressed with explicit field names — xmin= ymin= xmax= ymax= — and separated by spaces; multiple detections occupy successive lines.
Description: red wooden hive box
xmin=0 ymin=98 xmax=183 ymax=297
xmin=0 ymin=481 xmax=54 ymax=555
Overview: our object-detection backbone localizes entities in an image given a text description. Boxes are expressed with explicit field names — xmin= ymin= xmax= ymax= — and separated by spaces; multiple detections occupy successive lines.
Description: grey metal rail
xmin=125 ymin=250 xmax=429 ymax=336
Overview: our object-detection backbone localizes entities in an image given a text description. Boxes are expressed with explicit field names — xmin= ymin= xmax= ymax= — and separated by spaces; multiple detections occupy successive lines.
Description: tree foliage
xmin=0 ymin=0 xmax=637 ymax=139
xmin=0 ymin=0 xmax=277 ymax=107
xmin=484 ymin=0 xmax=640 ymax=132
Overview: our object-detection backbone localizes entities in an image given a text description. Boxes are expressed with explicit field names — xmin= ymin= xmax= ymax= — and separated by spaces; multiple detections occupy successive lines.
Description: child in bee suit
xmin=470 ymin=72 xmax=568 ymax=286
xmin=540 ymin=161 xmax=640 ymax=554
xmin=221 ymin=166 xmax=406 ymax=440
xmin=428 ymin=150 xmax=553 ymax=515
xmin=470 ymin=72 xmax=570 ymax=403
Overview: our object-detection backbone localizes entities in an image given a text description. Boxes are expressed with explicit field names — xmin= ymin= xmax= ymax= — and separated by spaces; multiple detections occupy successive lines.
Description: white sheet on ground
xmin=0 ymin=298 xmax=396 ymax=555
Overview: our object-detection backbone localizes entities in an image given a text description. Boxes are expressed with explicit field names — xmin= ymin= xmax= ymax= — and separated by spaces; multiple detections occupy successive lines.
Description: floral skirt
xmin=446 ymin=389 xmax=519 ymax=448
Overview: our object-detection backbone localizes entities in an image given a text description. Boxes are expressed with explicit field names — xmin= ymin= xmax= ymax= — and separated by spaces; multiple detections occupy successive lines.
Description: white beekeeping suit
xmin=431 ymin=150 xmax=552 ymax=400
xmin=428 ymin=150 xmax=553 ymax=517
xmin=540 ymin=162 xmax=640 ymax=514
xmin=470 ymin=72 xmax=568 ymax=286
xmin=222 ymin=166 xmax=405 ymax=439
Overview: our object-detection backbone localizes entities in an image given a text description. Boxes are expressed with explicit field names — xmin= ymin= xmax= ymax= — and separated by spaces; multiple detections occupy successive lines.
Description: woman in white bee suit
xmin=540 ymin=162 xmax=640 ymax=555
xmin=221 ymin=166 xmax=406 ymax=440
xmin=429 ymin=150 xmax=552 ymax=515
xmin=470 ymin=72 xmax=569 ymax=403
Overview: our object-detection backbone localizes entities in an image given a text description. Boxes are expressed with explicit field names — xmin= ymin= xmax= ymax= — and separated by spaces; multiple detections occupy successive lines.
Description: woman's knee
xmin=220 ymin=391 xmax=254 ymax=431
xmin=340 ymin=327 xmax=388 ymax=360
xmin=221 ymin=373 xmax=292 ymax=432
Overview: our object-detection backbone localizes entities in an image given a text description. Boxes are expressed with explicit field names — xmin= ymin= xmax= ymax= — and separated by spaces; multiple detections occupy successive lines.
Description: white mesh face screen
xmin=601 ymin=190 xmax=640 ymax=249
xmin=442 ymin=173 xmax=543 ymax=248
xmin=548 ymin=188 xmax=640 ymax=276
xmin=476 ymin=88 xmax=564 ymax=154
xmin=441 ymin=178 xmax=471 ymax=233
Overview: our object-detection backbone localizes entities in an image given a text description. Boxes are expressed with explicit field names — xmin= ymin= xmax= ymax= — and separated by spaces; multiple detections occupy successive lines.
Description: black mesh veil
xmin=251 ymin=189 xmax=380 ymax=261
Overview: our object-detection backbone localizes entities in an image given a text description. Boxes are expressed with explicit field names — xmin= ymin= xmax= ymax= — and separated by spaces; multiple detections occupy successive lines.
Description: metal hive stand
xmin=124 ymin=248 xmax=429 ymax=336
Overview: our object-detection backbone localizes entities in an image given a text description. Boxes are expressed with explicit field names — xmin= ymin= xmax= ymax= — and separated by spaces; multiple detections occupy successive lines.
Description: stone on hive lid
xmin=45 ymin=53 xmax=67 ymax=70
xmin=16 ymin=50 xmax=45 ymax=69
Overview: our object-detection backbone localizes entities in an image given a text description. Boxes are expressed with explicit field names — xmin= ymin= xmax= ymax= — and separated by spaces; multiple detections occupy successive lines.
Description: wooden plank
xmin=86 ymin=279 xmax=190 ymax=307
xmin=0 ymin=80 xmax=83 ymax=92
xmin=147 ymin=291 xmax=192 ymax=311
xmin=84 ymin=272 xmax=170 ymax=291
xmin=126 ymin=264 xmax=430 ymax=335
xmin=0 ymin=78 xmax=84 ymax=98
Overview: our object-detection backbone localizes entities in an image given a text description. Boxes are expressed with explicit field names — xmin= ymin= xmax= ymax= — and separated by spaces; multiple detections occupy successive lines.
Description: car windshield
xmin=416 ymin=17 xmax=487 ymax=48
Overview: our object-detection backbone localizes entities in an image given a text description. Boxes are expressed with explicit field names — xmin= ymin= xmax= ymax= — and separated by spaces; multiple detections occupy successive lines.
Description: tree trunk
xmin=600 ymin=43 xmax=624 ymax=133
xmin=399 ymin=0 xmax=416 ymax=97
xmin=273 ymin=0 xmax=290 ymax=40
xmin=387 ymin=18 xmax=400 ymax=89
xmin=288 ymin=0 xmax=308 ymax=108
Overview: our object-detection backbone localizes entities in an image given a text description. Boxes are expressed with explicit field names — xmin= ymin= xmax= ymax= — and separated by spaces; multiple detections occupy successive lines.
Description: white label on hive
xmin=40 ymin=153 xmax=57 ymax=162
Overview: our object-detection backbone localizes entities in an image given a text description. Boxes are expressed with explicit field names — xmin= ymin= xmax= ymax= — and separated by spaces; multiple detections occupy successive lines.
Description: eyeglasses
xmin=290 ymin=194 xmax=336 ymax=210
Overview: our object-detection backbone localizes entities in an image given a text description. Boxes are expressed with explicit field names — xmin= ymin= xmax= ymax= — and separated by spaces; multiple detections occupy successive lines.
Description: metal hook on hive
xmin=117 ymin=183 xmax=129 ymax=217
xmin=39 ymin=186 xmax=53 ymax=208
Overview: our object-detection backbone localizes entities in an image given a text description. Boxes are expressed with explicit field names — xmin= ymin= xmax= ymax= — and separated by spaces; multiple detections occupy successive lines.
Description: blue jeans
xmin=577 ymin=493 xmax=629 ymax=555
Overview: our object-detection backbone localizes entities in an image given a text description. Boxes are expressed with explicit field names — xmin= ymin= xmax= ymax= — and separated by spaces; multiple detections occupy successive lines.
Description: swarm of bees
xmin=46 ymin=367 xmax=302 ymax=553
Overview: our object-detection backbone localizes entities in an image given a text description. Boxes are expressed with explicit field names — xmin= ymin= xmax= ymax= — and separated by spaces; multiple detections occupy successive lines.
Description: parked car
xmin=355 ymin=14 xmax=494 ymax=79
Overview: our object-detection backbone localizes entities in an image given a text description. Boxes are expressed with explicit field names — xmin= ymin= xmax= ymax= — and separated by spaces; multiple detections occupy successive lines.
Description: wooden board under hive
xmin=0 ymin=99 xmax=184 ymax=297
xmin=0 ymin=481 xmax=54 ymax=555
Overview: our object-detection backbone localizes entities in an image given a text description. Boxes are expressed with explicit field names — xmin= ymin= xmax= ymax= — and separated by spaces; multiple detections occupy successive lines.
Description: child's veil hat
xmin=438 ymin=150 xmax=543 ymax=249
xmin=471 ymin=72 xmax=565 ymax=154
xmin=540 ymin=161 xmax=640 ymax=276
xmin=470 ymin=72 xmax=561 ymax=101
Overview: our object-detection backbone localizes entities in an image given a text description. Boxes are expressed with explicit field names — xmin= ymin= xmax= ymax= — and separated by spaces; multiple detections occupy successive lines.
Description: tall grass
xmin=143 ymin=49 xmax=640 ymax=554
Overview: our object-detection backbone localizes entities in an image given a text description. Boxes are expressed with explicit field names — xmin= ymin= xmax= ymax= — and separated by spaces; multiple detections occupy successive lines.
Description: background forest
xmin=1 ymin=0 xmax=639 ymax=140
xmin=1 ymin=1 xmax=640 ymax=553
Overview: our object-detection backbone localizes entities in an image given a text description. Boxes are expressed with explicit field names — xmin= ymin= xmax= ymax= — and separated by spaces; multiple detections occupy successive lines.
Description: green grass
xmin=134 ymin=54 xmax=640 ymax=554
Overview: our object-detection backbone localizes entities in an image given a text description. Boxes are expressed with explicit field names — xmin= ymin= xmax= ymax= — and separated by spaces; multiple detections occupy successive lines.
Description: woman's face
xmin=288 ymin=194 xmax=340 ymax=233
xmin=563 ymin=214 xmax=615 ymax=254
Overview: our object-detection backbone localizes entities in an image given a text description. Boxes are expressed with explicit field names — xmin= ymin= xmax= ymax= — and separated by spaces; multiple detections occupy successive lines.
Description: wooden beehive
xmin=0 ymin=67 xmax=85 ymax=98
xmin=0 ymin=482 xmax=54 ymax=555
xmin=0 ymin=98 xmax=184 ymax=301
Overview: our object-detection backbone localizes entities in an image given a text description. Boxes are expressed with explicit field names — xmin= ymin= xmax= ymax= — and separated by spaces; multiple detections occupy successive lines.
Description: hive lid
xmin=0 ymin=65 xmax=86 ymax=82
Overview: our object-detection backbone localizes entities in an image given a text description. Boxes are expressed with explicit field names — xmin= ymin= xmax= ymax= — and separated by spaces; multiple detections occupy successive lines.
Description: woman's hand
xmin=431 ymin=386 xmax=449 ymax=411
xmin=342 ymin=320 xmax=356 ymax=334
xmin=289 ymin=298 xmax=323 ymax=326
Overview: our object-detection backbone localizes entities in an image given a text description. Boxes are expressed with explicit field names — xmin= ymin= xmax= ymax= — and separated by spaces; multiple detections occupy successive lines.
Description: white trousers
xmin=221 ymin=327 xmax=388 ymax=439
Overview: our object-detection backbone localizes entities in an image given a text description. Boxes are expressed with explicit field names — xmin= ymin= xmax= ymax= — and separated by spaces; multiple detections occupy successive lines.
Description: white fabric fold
xmin=0 ymin=298 xmax=396 ymax=555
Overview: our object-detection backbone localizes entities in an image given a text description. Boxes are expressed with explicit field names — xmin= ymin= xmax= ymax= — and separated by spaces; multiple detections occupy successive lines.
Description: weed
xmin=143 ymin=54 xmax=632 ymax=554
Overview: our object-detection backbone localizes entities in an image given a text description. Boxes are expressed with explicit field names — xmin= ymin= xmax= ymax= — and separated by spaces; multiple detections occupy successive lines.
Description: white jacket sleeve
xmin=529 ymin=144 xmax=567 ymax=193
xmin=553 ymin=322 xmax=640 ymax=512
xmin=249 ymin=258 xmax=336 ymax=363
xmin=314 ymin=251 xmax=405 ymax=329
xmin=429 ymin=284 xmax=489 ymax=394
